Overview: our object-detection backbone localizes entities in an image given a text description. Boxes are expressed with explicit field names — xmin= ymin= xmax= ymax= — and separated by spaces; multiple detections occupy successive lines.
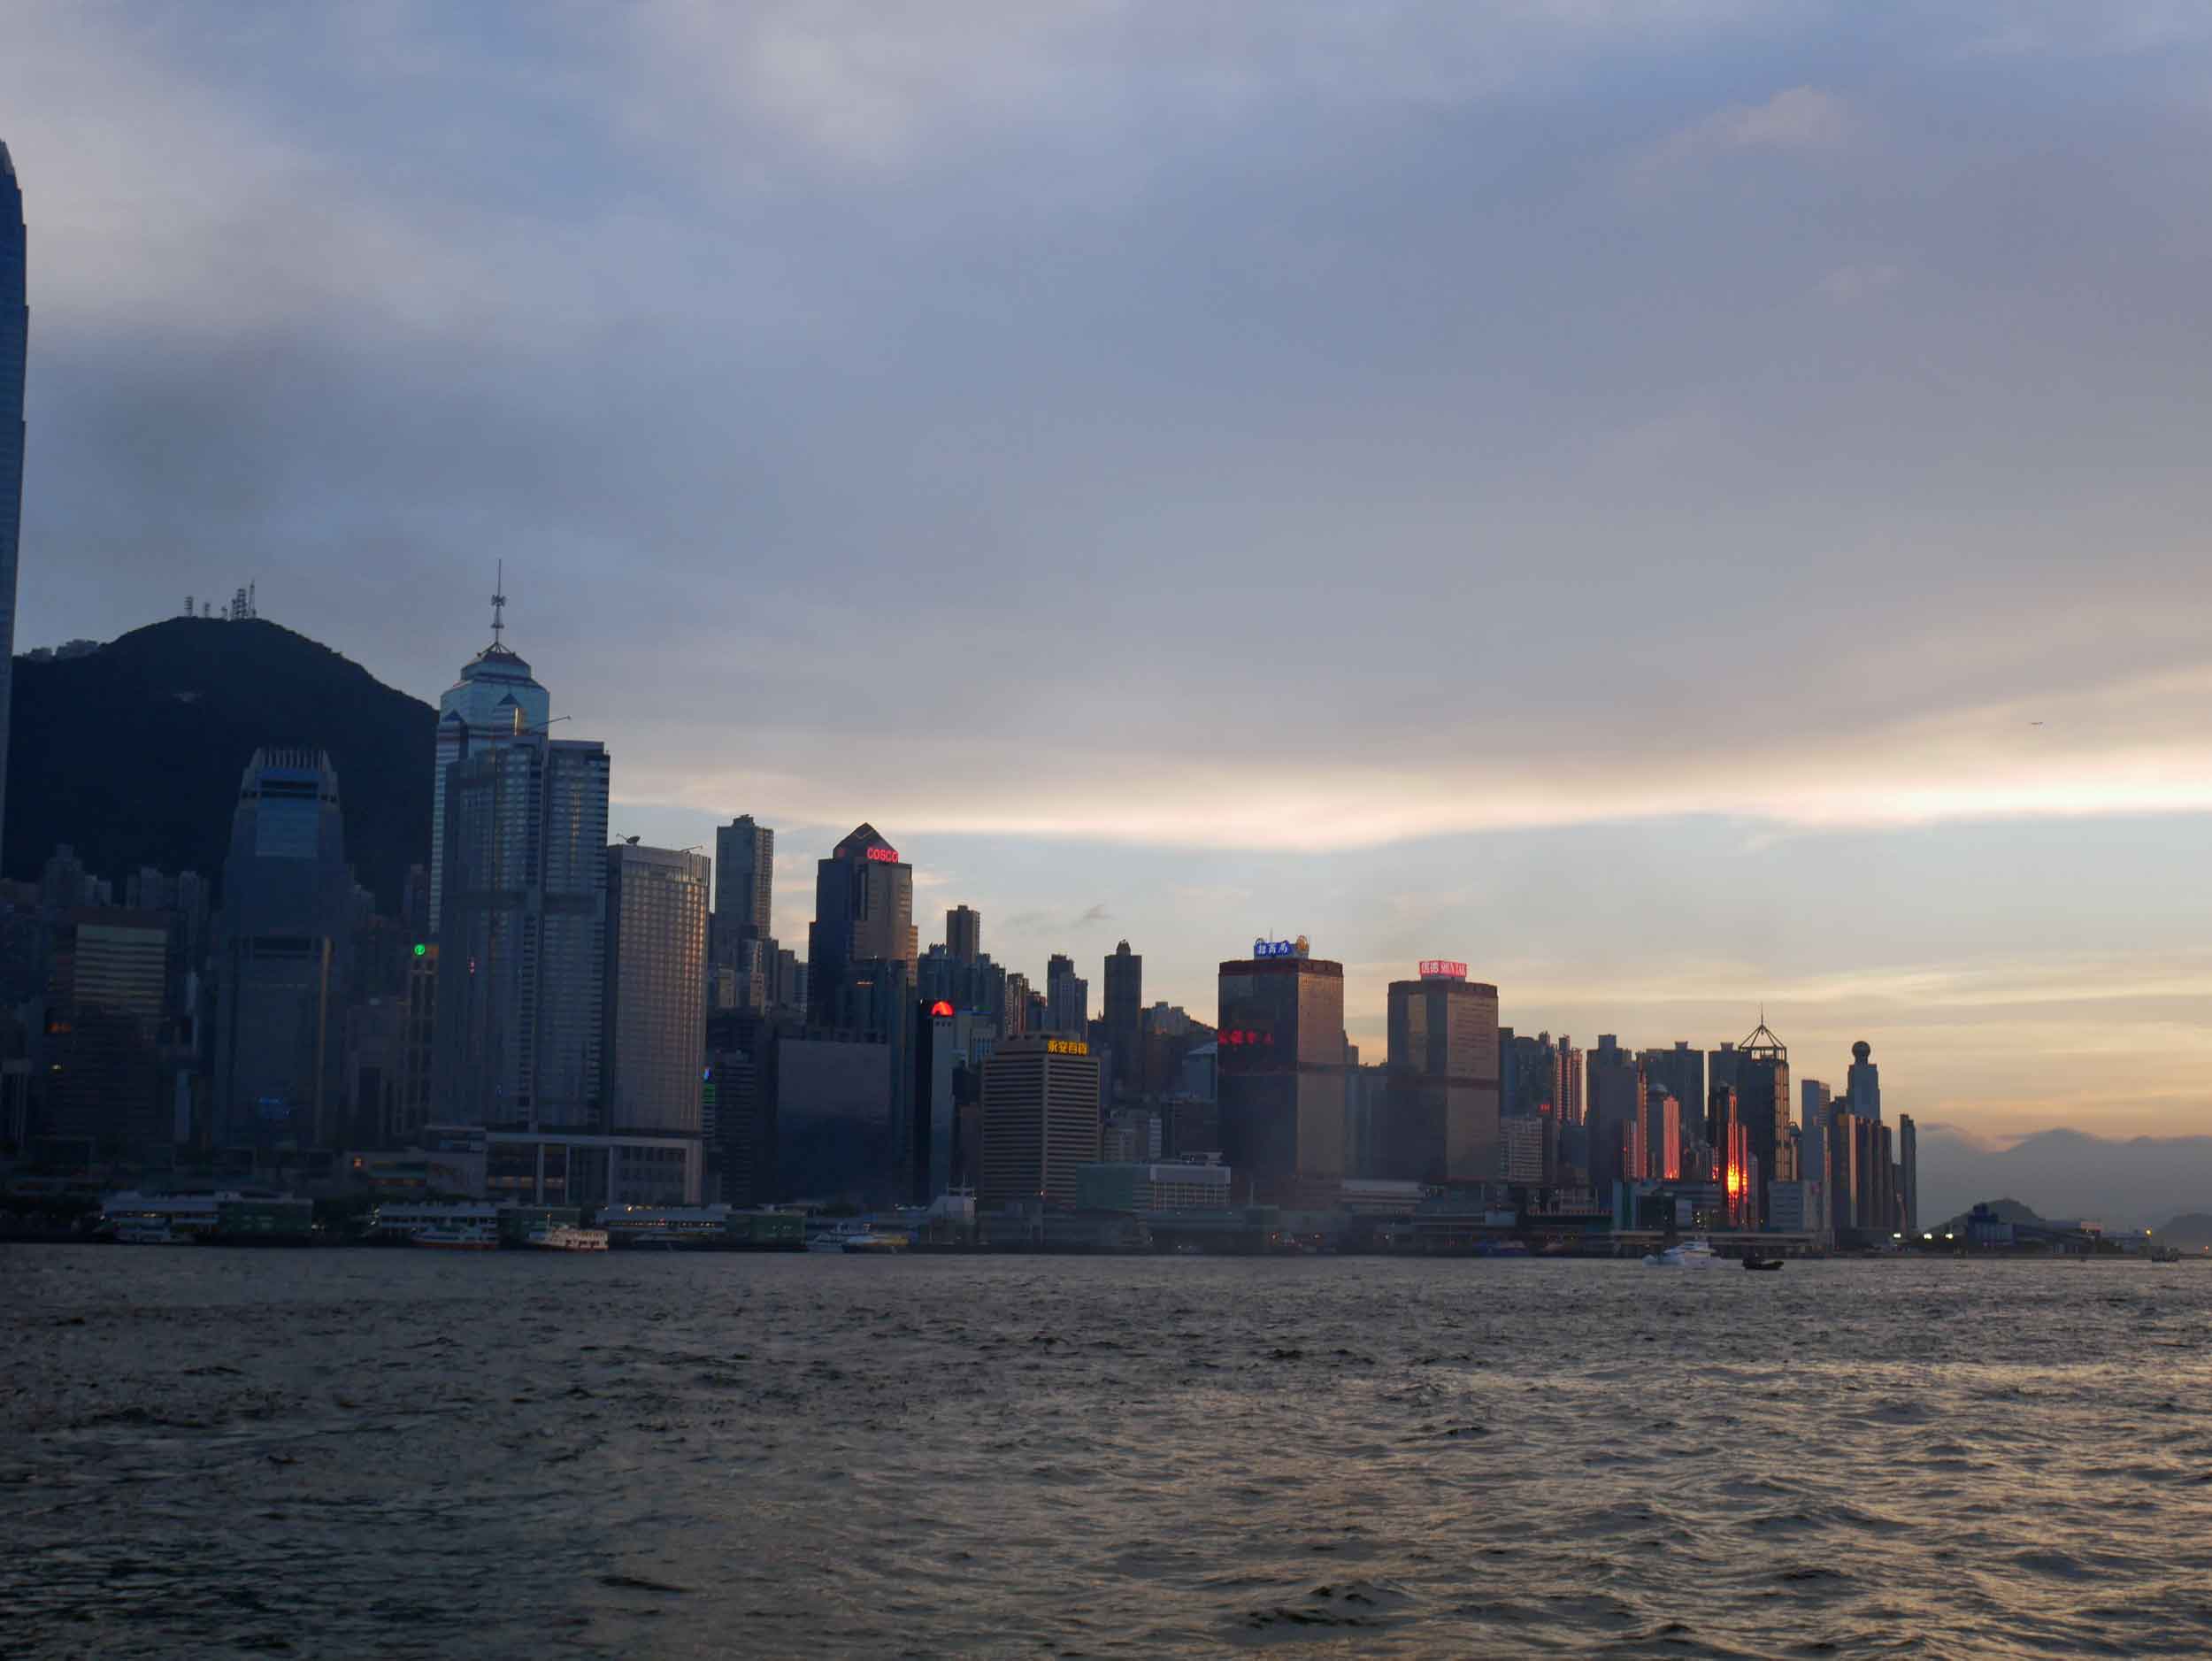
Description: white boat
xmin=1643 ymin=1238 xmax=1719 ymax=1267
xmin=522 ymin=1224 xmax=608 ymax=1252
xmin=413 ymin=1222 xmax=500 ymax=1250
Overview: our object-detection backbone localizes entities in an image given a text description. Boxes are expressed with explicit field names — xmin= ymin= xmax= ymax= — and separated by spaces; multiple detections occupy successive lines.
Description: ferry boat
xmin=113 ymin=1220 xmax=194 ymax=1245
xmin=522 ymin=1224 xmax=609 ymax=1252
xmin=805 ymin=1219 xmax=909 ymax=1254
xmin=412 ymin=1222 xmax=500 ymax=1250
xmin=1643 ymin=1238 xmax=1719 ymax=1268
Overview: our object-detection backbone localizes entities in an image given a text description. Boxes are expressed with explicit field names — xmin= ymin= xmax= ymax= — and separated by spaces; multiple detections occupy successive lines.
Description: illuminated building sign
xmin=1219 ymin=1028 xmax=1275 ymax=1048
xmin=864 ymin=845 xmax=900 ymax=864
xmin=1046 ymin=1038 xmax=1089 ymax=1056
xmin=929 ymin=1000 xmax=956 ymax=1018
xmin=1252 ymin=935 xmax=1310 ymax=960
xmin=1419 ymin=959 xmax=1467 ymax=980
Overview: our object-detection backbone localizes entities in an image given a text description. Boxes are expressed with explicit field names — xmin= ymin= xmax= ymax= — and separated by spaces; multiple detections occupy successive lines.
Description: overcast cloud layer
xmin=6 ymin=3 xmax=2209 ymax=1136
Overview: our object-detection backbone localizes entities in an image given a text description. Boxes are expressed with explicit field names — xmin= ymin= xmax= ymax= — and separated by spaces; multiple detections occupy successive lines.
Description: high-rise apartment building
xmin=0 ymin=145 xmax=24 ymax=856
xmin=1847 ymin=1039 xmax=1882 ymax=1124
xmin=1381 ymin=963 xmax=1501 ymax=1185
xmin=1044 ymin=953 xmax=1087 ymax=1036
xmin=946 ymin=904 xmax=981 ymax=965
xmin=713 ymin=815 xmax=773 ymax=942
xmin=1587 ymin=1041 xmax=1646 ymax=1196
xmin=427 ymin=584 xmax=549 ymax=934
xmin=1642 ymin=1088 xmax=1681 ymax=1181
xmin=1217 ymin=942 xmax=1348 ymax=1203
xmin=1102 ymin=940 xmax=1141 ymax=1102
xmin=1800 ymin=1079 xmax=1833 ymax=1194
xmin=432 ymin=727 xmax=609 ymax=1130
xmin=806 ymin=824 xmax=915 ymax=1028
xmin=602 ymin=843 xmax=710 ymax=1139
xmin=211 ymin=749 xmax=354 ymax=1150
xmin=979 ymin=1033 xmax=1101 ymax=1211
xmin=1640 ymin=1042 xmax=1704 ymax=1133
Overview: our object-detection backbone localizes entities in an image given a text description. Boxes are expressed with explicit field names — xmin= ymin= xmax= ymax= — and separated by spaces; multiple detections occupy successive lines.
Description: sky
xmin=4 ymin=3 xmax=2210 ymax=1142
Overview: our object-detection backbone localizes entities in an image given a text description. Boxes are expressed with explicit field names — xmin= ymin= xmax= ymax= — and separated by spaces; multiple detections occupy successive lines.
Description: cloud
xmin=1640 ymin=85 xmax=1852 ymax=173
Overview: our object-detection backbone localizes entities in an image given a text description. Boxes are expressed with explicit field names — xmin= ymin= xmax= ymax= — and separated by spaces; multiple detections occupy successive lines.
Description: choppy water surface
xmin=4 ymin=1251 xmax=2210 ymax=1658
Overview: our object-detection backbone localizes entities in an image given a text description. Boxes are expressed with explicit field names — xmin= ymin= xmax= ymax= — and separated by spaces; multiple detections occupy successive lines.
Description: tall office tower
xmin=1381 ymin=963 xmax=1500 ymax=1184
xmin=432 ymin=731 xmax=609 ymax=1129
xmin=43 ymin=908 xmax=174 ymax=1150
xmin=1736 ymin=1017 xmax=1793 ymax=1211
xmin=211 ymin=749 xmax=355 ymax=1150
xmin=1501 ymin=1028 xmax=1557 ymax=1117
xmin=1706 ymin=1084 xmax=1754 ymax=1227
xmin=602 ymin=843 xmax=710 ymax=1137
xmin=1217 ymin=942 xmax=1348 ymax=1203
xmin=428 ymin=581 xmax=550 ymax=934
xmin=1640 ymin=1042 xmax=1704 ymax=1132
xmin=0 ymin=145 xmax=23 ymax=856
xmin=1102 ymin=940 xmax=1141 ymax=1101
xmin=1003 ymin=972 xmax=1032 ymax=1035
xmin=806 ymin=824 xmax=914 ymax=1027
xmin=979 ymin=1032 xmax=1101 ymax=1212
xmin=1898 ymin=1112 xmax=1918 ymax=1236
xmin=1708 ymin=1041 xmax=1740 ymax=1099
xmin=713 ymin=815 xmax=773 ymax=942
xmin=912 ymin=998 xmax=959 ymax=1203
xmin=946 ymin=904 xmax=981 ymax=965
xmin=1642 ymin=1087 xmax=1681 ymax=1180
xmin=1586 ymin=1044 xmax=1646 ymax=1196
xmin=1847 ymin=1039 xmax=1882 ymax=1124
xmin=1800 ymin=1079 xmax=1833 ymax=1193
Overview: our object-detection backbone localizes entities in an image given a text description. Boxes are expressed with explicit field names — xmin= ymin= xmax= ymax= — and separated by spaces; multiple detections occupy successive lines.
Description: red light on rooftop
xmin=929 ymin=1000 xmax=955 ymax=1017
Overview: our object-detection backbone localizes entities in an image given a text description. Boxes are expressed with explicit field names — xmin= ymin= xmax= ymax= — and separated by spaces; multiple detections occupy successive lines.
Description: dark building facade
xmin=806 ymin=824 xmax=914 ymax=1029
xmin=1381 ymin=965 xmax=1501 ymax=1185
xmin=602 ymin=843 xmax=709 ymax=1139
xmin=979 ymin=1033 xmax=1101 ymax=1212
xmin=712 ymin=814 xmax=773 ymax=942
xmin=1217 ymin=944 xmax=1347 ymax=1203
xmin=1736 ymin=1019 xmax=1794 ymax=1221
xmin=0 ymin=144 xmax=23 ymax=856
xmin=1102 ymin=940 xmax=1141 ymax=1102
xmin=211 ymin=749 xmax=354 ymax=1151
xmin=945 ymin=904 xmax=980 ymax=965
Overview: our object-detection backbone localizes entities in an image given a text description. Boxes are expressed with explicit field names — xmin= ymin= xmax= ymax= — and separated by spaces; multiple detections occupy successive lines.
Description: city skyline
xmin=5 ymin=6 xmax=2211 ymax=1143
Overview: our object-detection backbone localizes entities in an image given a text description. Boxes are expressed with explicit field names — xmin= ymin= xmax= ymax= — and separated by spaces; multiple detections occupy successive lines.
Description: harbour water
xmin=4 ymin=1250 xmax=2209 ymax=1657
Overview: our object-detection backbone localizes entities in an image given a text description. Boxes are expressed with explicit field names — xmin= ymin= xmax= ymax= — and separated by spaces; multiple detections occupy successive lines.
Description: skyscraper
xmin=427 ymin=579 xmax=549 ymax=934
xmin=713 ymin=815 xmax=773 ymax=942
xmin=602 ymin=843 xmax=710 ymax=1138
xmin=1800 ymin=1078 xmax=1833 ymax=1194
xmin=946 ymin=904 xmax=981 ymax=965
xmin=1381 ymin=963 xmax=1501 ymax=1184
xmin=1847 ymin=1039 xmax=1882 ymax=1124
xmin=211 ymin=749 xmax=354 ymax=1150
xmin=1639 ymin=1042 xmax=1704 ymax=1132
xmin=1217 ymin=940 xmax=1348 ymax=1203
xmin=1587 ymin=1041 xmax=1646 ymax=1196
xmin=1736 ymin=1017 xmax=1794 ymax=1217
xmin=1045 ymin=952 xmax=1087 ymax=1036
xmin=0 ymin=144 xmax=25 ymax=856
xmin=432 ymin=728 xmax=610 ymax=1130
xmin=1898 ymin=1112 xmax=1918 ymax=1236
xmin=979 ymin=1032 xmax=1101 ymax=1212
xmin=1102 ymin=940 xmax=1141 ymax=1101
xmin=806 ymin=824 xmax=915 ymax=1027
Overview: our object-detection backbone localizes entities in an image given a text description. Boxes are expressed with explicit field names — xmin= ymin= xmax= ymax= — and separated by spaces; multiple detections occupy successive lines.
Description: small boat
xmin=840 ymin=1228 xmax=907 ymax=1254
xmin=522 ymin=1224 xmax=608 ymax=1252
xmin=1643 ymin=1238 xmax=1718 ymax=1268
xmin=1742 ymin=1256 xmax=1786 ymax=1272
xmin=113 ymin=1221 xmax=192 ymax=1245
xmin=412 ymin=1222 xmax=500 ymax=1250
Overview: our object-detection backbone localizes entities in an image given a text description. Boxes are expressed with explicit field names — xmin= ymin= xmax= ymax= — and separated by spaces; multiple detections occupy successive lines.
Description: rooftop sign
xmin=1046 ymin=1037 xmax=1089 ymax=1056
xmin=1253 ymin=935 xmax=1310 ymax=960
xmin=864 ymin=845 xmax=900 ymax=864
xmin=1420 ymin=959 xmax=1467 ymax=980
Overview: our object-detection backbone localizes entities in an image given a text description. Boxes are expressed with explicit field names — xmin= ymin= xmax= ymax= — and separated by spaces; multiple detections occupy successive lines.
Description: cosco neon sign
xmin=864 ymin=845 xmax=900 ymax=864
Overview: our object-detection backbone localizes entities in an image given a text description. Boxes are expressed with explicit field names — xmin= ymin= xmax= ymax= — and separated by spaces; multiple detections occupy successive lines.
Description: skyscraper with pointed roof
xmin=805 ymin=823 xmax=914 ymax=1029
xmin=0 ymin=143 xmax=26 ymax=858
xmin=428 ymin=566 xmax=549 ymax=934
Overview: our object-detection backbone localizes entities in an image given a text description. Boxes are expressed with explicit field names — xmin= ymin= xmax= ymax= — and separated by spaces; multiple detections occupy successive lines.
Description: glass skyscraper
xmin=211 ymin=749 xmax=354 ymax=1151
xmin=603 ymin=842 xmax=710 ymax=1137
xmin=427 ymin=588 xmax=549 ymax=934
xmin=0 ymin=144 xmax=26 ymax=855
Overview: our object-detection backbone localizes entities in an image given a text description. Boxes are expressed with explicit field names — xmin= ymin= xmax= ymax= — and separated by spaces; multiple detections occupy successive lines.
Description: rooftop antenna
xmin=490 ymin=559 xmax=508 ymax=648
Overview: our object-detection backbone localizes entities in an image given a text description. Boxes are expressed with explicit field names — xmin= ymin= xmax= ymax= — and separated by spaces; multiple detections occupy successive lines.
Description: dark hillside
xmin=6 ymin=618 xmax=433 ymax=908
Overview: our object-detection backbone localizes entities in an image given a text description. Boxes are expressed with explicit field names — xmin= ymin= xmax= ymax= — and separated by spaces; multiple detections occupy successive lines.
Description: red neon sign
xmin=864 ymin=845 xmax=900 ymax=864
xmin=929 ymin=1000 xmax=955 ymax=1017
xmin=1419 ymin=959 xmax=1467 ymax=980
